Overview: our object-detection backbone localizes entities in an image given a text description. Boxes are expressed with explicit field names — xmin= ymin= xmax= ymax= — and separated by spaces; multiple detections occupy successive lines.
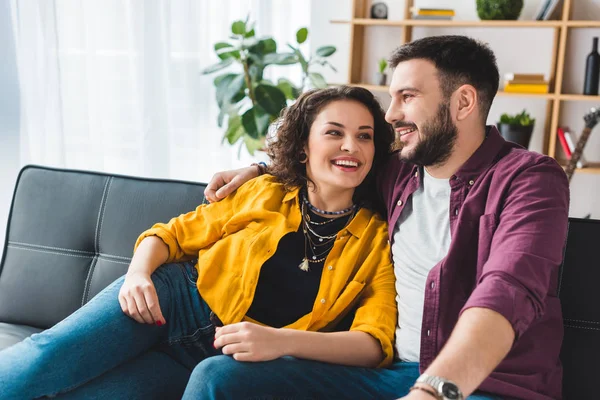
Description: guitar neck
xmin=565 ymin=127 xmax=592 ymax=181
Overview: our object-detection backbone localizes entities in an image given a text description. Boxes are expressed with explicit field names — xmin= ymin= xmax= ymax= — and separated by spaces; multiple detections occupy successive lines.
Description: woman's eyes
xmin=326 ymin=130 xmax=372 ymax=140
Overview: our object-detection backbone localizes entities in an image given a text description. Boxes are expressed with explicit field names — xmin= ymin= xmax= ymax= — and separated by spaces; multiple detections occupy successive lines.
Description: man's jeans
xmin=0 ymin=261 xmax=501 ymax=400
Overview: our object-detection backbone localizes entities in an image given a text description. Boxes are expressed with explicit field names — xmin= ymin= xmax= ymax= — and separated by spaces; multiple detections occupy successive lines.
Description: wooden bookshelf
xmin=334 ymin=0 xmax=600 ymax=174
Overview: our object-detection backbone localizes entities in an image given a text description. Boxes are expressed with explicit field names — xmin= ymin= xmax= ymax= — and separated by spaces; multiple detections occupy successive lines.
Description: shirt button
xmin=320 ymin=298 xmax=326 ymax=304
xmin=397 ymin=200 xmax=403 ymax=207
xmin=415 ymin=171 xmax=419 ymax=177
xmin=430 ymin=281 xmax=435 ymax=289
xmin=327 ymin=265 xmax=333 ymax=271
xmin=454 ymin=208 xmax=459 ymax=216
xmin=427 ymin=329 xmax=431 ymax=337
xmin=469 ymin=179 xmax=474 ymax=185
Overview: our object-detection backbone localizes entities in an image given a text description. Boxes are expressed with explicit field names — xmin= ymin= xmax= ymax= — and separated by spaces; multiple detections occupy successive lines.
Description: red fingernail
xmin=213 ymin=342 xmax=217 ymax=349
xmin=156 ymin=321 xmax=163 ymax=326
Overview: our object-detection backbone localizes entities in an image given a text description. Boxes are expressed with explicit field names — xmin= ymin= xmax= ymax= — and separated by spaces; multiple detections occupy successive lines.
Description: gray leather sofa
xmin=0 ymin=165 xmax=206 ymax=349
xmin=0 ymin=165 xmax=598 ymax=399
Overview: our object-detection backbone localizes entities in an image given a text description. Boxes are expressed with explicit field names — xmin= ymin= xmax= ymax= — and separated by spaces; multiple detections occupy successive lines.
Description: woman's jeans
xmin=0 ymin=261 xmax=501 ymax=400
xmin=0 ymin=261 xmax=217 ymax=400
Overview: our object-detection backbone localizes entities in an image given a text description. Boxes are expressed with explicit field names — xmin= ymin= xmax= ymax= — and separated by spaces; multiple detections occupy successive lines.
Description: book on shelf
xmin=412 ymin=15 xmax=453 ymax=20
xmin=411 ymin=8 xmax=455 ymax=16
xmin=534 ymin=0 xmax=562 ymax=21
xmin=557 ymin=127 xmax=586 ymax=168
xmin=504 ymin=83 xmax=549 ymax=93
xmin=505 ymin=73 xmax=545 ymax=82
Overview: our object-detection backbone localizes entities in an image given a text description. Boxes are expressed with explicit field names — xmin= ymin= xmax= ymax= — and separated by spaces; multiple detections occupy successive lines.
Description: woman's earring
xmin=299 ymin=152 xmax=307 ymax=163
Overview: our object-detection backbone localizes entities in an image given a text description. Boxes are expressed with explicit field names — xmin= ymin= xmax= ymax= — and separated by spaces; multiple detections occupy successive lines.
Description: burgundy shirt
xmin=379 ymin=127 xmax=569 ymax=400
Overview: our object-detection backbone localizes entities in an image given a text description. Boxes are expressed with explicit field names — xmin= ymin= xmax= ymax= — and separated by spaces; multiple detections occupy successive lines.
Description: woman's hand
xmin=118 ymin=270 xmax=166 ymax=326
xmin=214 ymin=322 xmax=286 ymax=362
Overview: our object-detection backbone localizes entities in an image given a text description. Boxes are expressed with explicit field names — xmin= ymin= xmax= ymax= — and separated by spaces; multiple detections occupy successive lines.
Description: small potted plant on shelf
xmin=476 ymin=0 xmax=523 ymax=20
xmin=497 ymin=109 xmax=535 ymax=148
xmin=376 ymin=58 xmax=388 ymax=86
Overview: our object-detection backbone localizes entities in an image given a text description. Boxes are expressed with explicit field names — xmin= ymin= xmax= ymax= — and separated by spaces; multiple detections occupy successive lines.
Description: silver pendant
xmin=299 ymin=258 xmax=310 ymax=272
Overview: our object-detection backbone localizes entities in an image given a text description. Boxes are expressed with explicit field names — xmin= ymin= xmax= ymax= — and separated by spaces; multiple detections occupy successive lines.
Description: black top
xmin=246 ymin=205 xmax=356 ymax=329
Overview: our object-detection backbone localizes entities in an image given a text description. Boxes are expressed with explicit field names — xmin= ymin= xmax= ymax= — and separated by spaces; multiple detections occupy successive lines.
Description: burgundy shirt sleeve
xmin=460 ymin=157 xmax=570 ymax=339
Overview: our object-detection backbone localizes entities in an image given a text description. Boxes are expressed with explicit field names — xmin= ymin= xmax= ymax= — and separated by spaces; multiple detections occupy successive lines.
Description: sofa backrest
xmin=558 ymin=217 xmax=600 ymax=399
xmin=0 ymin=165 xmax=206 ymax=329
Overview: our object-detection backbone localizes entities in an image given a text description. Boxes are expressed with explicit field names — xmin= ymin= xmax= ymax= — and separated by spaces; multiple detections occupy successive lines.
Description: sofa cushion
xmin=0 ymin=322 xmax=43 ymax=350
xmin=0 ymin=165 xmax=207 ymax=331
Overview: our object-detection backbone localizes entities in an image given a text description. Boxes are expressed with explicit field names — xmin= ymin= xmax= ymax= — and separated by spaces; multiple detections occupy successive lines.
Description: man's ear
xmin=453 ymin=84 xmax=477 ymax=121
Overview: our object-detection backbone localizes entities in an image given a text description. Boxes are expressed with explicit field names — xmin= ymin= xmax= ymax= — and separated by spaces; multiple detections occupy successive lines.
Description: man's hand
xmin=397 ymin=389 xmax=437 ymax=400
xmin=214 ymin=322 xmax=286 ymax=362
xmin=204 ymin=166 xmax=259 ymax=203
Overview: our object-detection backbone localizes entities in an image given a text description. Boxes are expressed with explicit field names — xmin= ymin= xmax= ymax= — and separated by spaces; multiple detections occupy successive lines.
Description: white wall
xmin=0 ymin=1 xmax=20 ymax=258
xmin=310 ymin=0 xmax=600 ymax=218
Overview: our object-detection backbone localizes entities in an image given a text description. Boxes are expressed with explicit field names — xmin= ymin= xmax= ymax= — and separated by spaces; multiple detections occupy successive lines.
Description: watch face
xmin=441 ymin=382 xmax=461 ymax=399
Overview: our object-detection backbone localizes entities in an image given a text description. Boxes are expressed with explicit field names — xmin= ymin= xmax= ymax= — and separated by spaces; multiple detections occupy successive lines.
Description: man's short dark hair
xmin=389 ymin=35 xmax=499 ymax=123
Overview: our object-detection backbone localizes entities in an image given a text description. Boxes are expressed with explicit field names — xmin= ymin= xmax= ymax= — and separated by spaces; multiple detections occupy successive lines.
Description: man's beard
xmin=393 ymin=101 xmax=458 ymax=167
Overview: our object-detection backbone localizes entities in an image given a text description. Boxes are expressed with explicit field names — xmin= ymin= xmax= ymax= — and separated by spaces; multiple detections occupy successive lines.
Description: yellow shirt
xmin=135 ymin=175 xmax=397 ymax=367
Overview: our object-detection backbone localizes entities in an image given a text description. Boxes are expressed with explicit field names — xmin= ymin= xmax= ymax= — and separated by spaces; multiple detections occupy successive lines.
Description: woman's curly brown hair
xmin=266 ymin=85 xmax=394 ymax=215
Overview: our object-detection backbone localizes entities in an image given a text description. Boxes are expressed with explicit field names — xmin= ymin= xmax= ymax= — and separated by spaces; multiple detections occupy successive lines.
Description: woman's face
xmin=304 ymin=99 xmax=375 ymax=196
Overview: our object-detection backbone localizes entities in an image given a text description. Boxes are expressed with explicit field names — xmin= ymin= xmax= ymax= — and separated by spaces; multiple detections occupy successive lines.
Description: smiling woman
xmin=0 ymin=85 xmax=397 ymax=399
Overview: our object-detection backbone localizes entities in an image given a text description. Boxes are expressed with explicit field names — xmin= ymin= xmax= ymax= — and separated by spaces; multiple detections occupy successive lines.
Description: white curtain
xmin=10 ymin=0 xmax=310 ymax=183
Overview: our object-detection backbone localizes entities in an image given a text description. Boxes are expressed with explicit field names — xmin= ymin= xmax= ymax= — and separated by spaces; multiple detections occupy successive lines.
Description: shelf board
xmin=559 ymin=94 xmax=600 ymax=101
xmin=560 ymin=162 xmax=600 ymax=175
xmin=566 ymin=21 xmax=600 ymax=28
xmin=331 ymin=18 xmax=564 ymax=28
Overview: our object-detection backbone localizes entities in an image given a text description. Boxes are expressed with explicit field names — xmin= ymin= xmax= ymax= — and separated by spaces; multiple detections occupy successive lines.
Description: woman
xmin=0 ymin=86 xmax=396 ymax=399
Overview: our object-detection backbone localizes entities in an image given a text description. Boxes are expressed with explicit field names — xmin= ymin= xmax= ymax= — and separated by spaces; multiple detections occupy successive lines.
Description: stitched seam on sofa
xmin=94 ymin=177 xmax=111 ymax=253
xmin=97 ymin=178 xmax=113 ymax=249
xmin=6 ymin=245 xmax=131 ymax=265
xmin=8 ymin=241 xmax=96 ymax=255
xmin=7 ymin=242 xmax=132 ymax=262
xmin=556 ymin=222 xmax=571 ymax=297
xmin=564 ymin=318 xmax=600 ymax=325
xmin=565 ymin=324 xmax=600 ymax=332
xmin=82 ymin=257 xmax=99 ymax=306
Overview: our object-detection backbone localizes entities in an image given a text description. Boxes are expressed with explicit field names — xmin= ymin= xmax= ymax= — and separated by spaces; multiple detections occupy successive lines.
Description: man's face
xmin=385 ymin=59 xmax=458 ymax=167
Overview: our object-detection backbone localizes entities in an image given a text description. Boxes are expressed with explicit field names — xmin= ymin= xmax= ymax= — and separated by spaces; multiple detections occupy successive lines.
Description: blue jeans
xmin=0 ymin=261 xmax=501 ymax=400
xmin=184 ymin=357 xmax=501 ymax=399
xmin=0 ymin=261 xmax=216 ymax=399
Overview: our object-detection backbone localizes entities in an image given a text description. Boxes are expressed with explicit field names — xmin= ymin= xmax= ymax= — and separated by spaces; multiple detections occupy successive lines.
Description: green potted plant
xmin=200 ymin=18 xmax=337 ymax=156
xmin=376 ymin=58 xmax=388 ymax=86
xmin=476 ymin=0 xmax=523 ymax=20
xmin=497 ymin=109 xmax=535 ymax=148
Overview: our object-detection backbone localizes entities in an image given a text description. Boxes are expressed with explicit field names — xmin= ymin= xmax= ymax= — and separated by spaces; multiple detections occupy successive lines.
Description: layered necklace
xmin=298 ymin=192 xmax=358 ymax=272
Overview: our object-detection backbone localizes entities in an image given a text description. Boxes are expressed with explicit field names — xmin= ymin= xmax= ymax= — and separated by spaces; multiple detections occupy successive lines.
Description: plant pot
xmin=376 ymin=73 xmax=387 ymax=86
xmin=497 ymin=123 xmax=534 ymax=148
xmin=476 ymin=0 xmax=523 ymax=20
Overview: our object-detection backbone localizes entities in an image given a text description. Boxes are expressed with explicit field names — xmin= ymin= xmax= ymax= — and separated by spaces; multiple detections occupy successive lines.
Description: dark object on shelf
xmin=583 ymin=37 xmax=599 ymax=96
xmin=498 ymin=123 xmax=534 ymax=148
xmin=497 ymin=109 xmax=535 ymax=148
xmin=370 ymin=2 xmax=388 ymax=19
xmin=565 ymin=106 xmax=600 ymax=182
xmin=476 ymin=0 xmax=523 ymax=20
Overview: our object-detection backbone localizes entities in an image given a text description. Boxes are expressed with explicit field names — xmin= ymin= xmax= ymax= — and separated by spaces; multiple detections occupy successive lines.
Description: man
xmin=200 ymin=36 xmax=569 ymax=400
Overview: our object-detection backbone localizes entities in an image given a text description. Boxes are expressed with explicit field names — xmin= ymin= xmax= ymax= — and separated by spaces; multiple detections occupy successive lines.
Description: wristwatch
xmin=416 ymin=374 xmax=464 ymax=400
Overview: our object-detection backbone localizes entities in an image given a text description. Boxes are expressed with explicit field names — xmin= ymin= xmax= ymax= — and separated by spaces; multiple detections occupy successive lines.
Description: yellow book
xmin=504 ymin=83 xmax=549 ymax=93
xmin=411 ymin=8 xmax=455 ymax=16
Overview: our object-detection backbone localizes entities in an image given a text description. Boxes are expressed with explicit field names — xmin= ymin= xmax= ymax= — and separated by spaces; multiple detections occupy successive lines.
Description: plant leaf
xmin=261 ymin=38 xmax=277 ymax=54
xmin=231 ymin=20 xmax=246 ymax=35
xmin=296 ymin=27 xmax=308 ymax=44
xmin=224 ymin=114 xmax=244 ymax=144
xmin=263 ymin=52 xmax=298 ymax=65
xmin=277 ymin=78 xmax=299 ymax=100
xmin=316 ymin=46 xmax=336 ymax=57
xmin=309 ymin=72 xmax=327 ymax=89
xmin=215 ymin=74 xmax=237 ymax=107
xmin=255 ymin=84 xmax=288 ymax=115
xmin=242 ymin=107 xmax=271 ymax=139
xmin=244 ymin=28 xmax=255 ymax=38
xmin=215 ymin=42 xmax=240 ymax=60
xmin=244 ymin=136 xmax=266 ymax=156
xmin=201 ymin=58 xmax=234 ymax=75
